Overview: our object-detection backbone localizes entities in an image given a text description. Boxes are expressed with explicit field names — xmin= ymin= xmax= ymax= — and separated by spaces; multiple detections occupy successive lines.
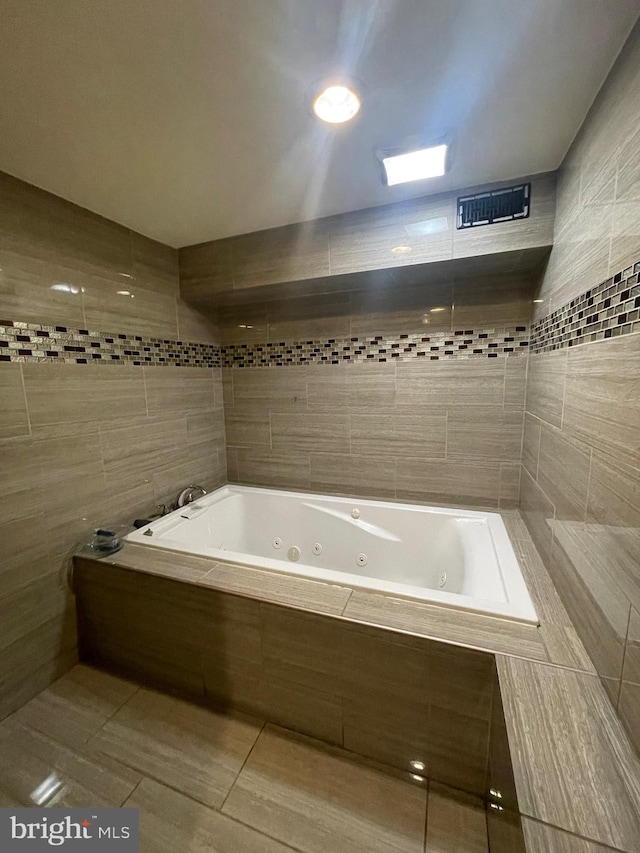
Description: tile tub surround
xmin=72 ymin=509 xmax=640 ymax=853
xmin=75 ymin=556 xmax=497 ymax=795
xmin=0 ymin=665 xmax=490 ymax=853
xmin=217 ymin=266 xmax=535 ymax=509
xmin=223 ymin=352 xmax=527 ymax=508
xmin=521 ymin=19 xmax=640 ymax=756
xmin=0 ymin=170 xmax=226 ymax=720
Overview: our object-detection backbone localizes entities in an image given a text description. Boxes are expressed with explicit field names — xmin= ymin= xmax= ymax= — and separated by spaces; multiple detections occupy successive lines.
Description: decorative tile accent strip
xmin=219 ymin=326 xmax=530 ymax=367
xmin=0 ymin=321 xmax=220 ymax=367
xmin=0 ymin=321 xmax=530 ymax=367
xmin=531 ymin=259 xmax=640 ymax=353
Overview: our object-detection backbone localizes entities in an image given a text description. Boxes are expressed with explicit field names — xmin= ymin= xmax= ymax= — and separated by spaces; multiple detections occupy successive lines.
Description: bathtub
xmin=126 ymin=485 xmax=538 ymax=624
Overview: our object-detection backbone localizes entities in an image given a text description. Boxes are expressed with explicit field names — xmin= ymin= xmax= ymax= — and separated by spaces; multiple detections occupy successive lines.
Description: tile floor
xmin=0 ymin=664 xmax=489 ymax=852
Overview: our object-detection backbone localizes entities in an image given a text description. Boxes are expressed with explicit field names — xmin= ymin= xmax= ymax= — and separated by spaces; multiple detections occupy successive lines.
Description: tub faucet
xmin=176 ymin=484 xmax=207 ymax=508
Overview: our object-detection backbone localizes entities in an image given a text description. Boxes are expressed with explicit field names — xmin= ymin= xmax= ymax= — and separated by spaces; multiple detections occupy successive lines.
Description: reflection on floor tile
xmin=222 ymin=724 xmax=427 ymax=853
xmin=0 ymin=665 xmax=490 ymax=852
xmin=126 ymin=777 xmax=296 ymax=853
xmin=0 ymin=722 xmax=139 ymax=808
xmin=89 ymin=687 xmax=263 ymax=808
xmin=9 ymin=664 xmax=138 ymax=747
xmin=425 ymin=782 xmax=488 ymax=852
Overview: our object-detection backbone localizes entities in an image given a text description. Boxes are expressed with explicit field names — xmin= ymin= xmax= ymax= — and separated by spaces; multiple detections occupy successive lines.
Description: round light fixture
xmin=313 ymin=84 xmax=361 ymax=124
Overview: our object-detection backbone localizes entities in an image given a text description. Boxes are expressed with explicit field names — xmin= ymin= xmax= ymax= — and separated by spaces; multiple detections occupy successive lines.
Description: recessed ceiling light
xmin=381 ymin=144 xmax=447 ymax=186
xmin=532 ymin=298 xmax=544 ymax=303
xmin=410 ymin=760 xmax=426 ymax=772
xmin=430 ymin=306 xmax=446 ymax=313
xmin=313 ymin=85 xmax=361 ymax=124
xmin=116 ymin=290 xmax=131 ymax=296
xmin=391 ymin=245 xmax=412 ymax=255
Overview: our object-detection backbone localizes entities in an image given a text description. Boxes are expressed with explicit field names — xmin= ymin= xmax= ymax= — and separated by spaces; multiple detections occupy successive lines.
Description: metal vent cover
xmin=457 ymin=183 xmax=531 ymax=229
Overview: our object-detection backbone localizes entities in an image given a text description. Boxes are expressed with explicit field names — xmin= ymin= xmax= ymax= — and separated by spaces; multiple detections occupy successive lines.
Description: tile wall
xmin=0 ymin=171 xmax=226 ymax=719
xmin=522 ymin=19 xmax=640 ymax=752
xmin=179 ymin=173 xmax=555 ymax=306
xmin=221 ymin=272 xmax=535 ymax=508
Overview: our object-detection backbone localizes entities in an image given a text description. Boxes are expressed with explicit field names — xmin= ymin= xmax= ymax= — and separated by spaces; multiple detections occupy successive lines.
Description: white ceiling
xmin=0 ymin=0 xmax=638 ymax=247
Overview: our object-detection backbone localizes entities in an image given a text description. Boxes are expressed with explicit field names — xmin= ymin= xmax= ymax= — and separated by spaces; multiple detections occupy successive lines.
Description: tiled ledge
xmin=497 ymin=655 xmax=640 ymax=852
xmin=73 ymin=507 xmax=640 ymax=852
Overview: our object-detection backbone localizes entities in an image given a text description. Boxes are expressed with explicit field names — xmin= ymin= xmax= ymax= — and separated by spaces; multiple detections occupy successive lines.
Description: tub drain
xmin=439 ymin=572 xmax=447 ymax=588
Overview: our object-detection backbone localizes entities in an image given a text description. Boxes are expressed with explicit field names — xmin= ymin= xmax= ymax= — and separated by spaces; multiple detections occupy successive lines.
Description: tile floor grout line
xmin=120 ymin=772 xmax=303 ymax=852
xmin=614 ymin=606 xmax=633 ymax=710
xmin=495 ymin=650 xmax=600 ymax=677
xmin=218 ymin=719 xmax=267 ymax=813
xmin=85 ymin=680 xmax=143 ymax=746
xmin=211 ymin=807 xmax=305 ymax=853
xmin=423 ymin=777 xmax=430 ymax=853
xmin=120 ymin=777 xmax=144 ymax=808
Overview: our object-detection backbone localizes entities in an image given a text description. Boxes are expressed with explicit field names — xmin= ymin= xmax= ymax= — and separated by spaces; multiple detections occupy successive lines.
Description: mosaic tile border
xmin=0 ymin=321 xmax=220 ymax=367
xmin=531 ymin=259 xmax=640 ymax=353
xmin=219 ymin=326 xmax=530 ymax=367
xmin=0 ymin=319 xmax=530 ymax=368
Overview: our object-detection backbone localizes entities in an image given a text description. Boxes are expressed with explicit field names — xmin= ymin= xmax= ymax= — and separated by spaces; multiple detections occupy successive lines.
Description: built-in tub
xmin=126 ymin=485 xmax=538 ymax=624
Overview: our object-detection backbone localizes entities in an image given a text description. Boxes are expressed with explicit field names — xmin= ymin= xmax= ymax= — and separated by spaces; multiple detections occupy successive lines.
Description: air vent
xmin=457 ymin=183 xmax=531 ymax=229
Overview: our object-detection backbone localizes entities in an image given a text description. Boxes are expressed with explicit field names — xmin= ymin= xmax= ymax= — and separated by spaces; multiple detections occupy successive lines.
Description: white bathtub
xmin=126 ymin=485 xmax=538 ymax=624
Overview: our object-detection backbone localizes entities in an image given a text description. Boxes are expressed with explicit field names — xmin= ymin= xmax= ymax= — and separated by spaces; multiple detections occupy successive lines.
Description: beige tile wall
xmin=224 ymin=352 xmax=527 ymax=508
xmin=533 ymin=21 xmax=640 ymax=316
xmin=179 ymin=174 xmax=555 ymax=306
xmin=522 ymin=19 xmax=640 ymax=753
xmin=221 ymin=268 xmax=534 ymax=507
xmin=0 ymin=171 xmax=218 ymax=343
xmin=216 ymin=270 xmax=536 ymax=345
xmin=0 ymin=172 xmax=226 ymax=719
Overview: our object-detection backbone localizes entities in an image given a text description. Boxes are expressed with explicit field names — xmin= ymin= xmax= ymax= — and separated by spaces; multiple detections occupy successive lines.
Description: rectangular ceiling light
xmin=382 ymin=144 xmax=447 ymax=186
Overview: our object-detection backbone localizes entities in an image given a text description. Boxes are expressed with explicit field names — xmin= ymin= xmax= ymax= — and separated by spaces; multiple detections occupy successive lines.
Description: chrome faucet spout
xmin=176 ymin=484 xmax=207 ymax=508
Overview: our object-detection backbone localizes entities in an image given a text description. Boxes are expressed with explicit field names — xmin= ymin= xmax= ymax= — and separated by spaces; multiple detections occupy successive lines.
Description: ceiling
xmin=0 ymin=1 xmax=638 ymax=248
